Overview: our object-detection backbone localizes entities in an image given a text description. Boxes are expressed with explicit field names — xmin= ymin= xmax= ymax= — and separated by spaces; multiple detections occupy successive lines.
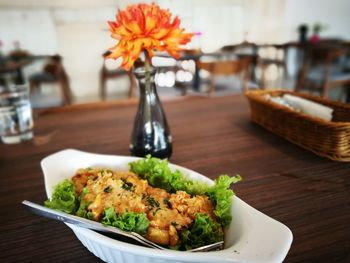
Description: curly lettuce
xmin=44 ymin=179 xmax=78 ymax=214
xmin=129 ymin=156 xmax=210 ymax=195
xmin=178 ymin=214 xmax=223 ymax=250
xmin=101 ymin=208 xmax=149 ymax=235
xmin=207 ymin=175 xmax=241 ymax=226
xmin=75 ymin=202 xmax=94 ymax=220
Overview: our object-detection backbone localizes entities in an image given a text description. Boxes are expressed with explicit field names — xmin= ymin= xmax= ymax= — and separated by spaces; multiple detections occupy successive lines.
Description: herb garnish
xmin=153 ymin=207 xmax=161 ymax=215
xmin=104 ymin=186 xmax=112 ymax=193
xmin=146 ymin=196 xmax=159 ymax=208
xmin=121 ymin=178 xmax=134 ymax=191
xmin=163 ymin=198 xmax=171 ymax=208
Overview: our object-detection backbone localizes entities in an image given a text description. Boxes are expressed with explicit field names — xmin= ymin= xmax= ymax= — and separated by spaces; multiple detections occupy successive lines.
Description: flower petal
xmin=106 ymin=3 xmax=193 ymax=70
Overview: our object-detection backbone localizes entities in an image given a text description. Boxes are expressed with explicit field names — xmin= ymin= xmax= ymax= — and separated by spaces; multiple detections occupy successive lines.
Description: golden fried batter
xmin=72 ymin=168 xmax=218 ymax=246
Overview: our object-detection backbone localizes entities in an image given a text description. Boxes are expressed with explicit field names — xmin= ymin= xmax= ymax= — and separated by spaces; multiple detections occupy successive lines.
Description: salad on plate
xmin=44 ymin=155 xmax=241 ymax=250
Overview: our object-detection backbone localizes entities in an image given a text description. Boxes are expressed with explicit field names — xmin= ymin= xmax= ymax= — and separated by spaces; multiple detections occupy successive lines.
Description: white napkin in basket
xmin=282 ymin=94 xmax=333 ymax=121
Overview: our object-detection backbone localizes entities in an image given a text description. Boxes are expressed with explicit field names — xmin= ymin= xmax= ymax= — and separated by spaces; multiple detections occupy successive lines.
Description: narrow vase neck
xmin=134 ymin=66 xmax=158 ymax=101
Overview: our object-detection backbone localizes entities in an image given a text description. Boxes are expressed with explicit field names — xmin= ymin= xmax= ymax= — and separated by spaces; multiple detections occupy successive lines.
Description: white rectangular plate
xmin=41 ymin=149 xmax=293 ymax=263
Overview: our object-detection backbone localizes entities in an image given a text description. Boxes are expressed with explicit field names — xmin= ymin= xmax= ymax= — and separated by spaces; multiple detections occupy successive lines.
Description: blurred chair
xmin=295 ymin=45 xmax=350 ymax=99
xmin=258 ymin=44 xmax=289 ymax=89
xmin=29 ymin=55 xmax=72 ymax=106
xmin=220 ymin=42 xmax=258 ymax=82
xmin=100 ymin=51 xmax=136 ymax=100
xmin=196 ymin=57 xmax=254 ymax=94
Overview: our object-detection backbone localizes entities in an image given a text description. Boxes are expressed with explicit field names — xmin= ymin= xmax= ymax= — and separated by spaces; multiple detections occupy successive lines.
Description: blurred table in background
xmin=0 ymin=58 xmax=31 ymax=85
xmin=0 ymin=53 xmax=51 ymax=86
xmin=155 ymin=50 xmax=257 ymax=93
xmin=0 ymin=94 xmax=349 ymax=262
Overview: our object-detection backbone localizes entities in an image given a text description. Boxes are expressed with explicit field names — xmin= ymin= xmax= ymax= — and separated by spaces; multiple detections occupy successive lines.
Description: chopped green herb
xmin=152 ymin=207 xmax=161 ymax=216
xmin=146 ymin=196 xmax=159 ymax=208
xmin=121 ymin=181 xmax=134 ymax=191
xmin=163 ymin=198 xmax=171 ymax=207
xmin=104 ymin=186 xmax=113 ymax=193
xmin=88 ymin=175 xmax=95 ymax=181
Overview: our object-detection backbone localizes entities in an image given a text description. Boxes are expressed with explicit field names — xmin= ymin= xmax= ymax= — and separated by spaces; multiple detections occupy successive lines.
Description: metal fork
xmin=22 ymin=200 xmax=224 ymax=252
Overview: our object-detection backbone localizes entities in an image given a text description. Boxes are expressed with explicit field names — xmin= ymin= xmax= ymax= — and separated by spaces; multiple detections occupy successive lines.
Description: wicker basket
xmin=245 ymin=89 xmax=350 ymax=162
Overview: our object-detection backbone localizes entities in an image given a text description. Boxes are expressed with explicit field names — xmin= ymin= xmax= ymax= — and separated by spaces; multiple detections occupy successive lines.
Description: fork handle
xmin=22 ymin=200 xmax=165 ymax=249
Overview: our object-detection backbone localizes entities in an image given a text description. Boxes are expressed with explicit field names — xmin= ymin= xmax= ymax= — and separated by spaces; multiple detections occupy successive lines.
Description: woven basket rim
xmin=245 ymin=89 xmax=350 ymax=127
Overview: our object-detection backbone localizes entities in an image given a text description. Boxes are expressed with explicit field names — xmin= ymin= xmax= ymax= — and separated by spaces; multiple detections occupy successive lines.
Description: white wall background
xmin=0 ymin=0 xmax=349 ymax=101
xmin=285 ymin=0 xmax=350 ymax=40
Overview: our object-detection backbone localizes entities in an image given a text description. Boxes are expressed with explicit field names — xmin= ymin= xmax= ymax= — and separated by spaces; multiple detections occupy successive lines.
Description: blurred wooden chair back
xmin=196 ymin=57 xmax=253 ymax=94
xmin=295 ymin=45 xmax=350 ymax=98
xmin=29 ymin=55 xmax=72 ymax=105
xmin=100 ymin=51 xmax=136 ymax=100
xmin=220 ymin=42 xmax=258 ymax=83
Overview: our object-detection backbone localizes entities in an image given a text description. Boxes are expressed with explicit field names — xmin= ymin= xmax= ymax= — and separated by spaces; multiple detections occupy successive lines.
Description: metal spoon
xmin=22 ymin=200 xmax=224 ymax=252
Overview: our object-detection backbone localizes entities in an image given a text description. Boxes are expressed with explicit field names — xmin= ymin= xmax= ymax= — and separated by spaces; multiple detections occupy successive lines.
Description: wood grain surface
xmin=0 ymin=94 xmax=349 ymax=263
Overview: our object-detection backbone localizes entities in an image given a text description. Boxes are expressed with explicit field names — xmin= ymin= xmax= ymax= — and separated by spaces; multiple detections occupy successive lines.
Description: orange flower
xmin=107 ymin=3 xmax=194 ymax=70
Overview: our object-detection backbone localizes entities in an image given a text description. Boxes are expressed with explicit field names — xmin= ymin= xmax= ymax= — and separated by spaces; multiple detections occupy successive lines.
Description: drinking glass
xmin=0 ymin=85 xmax=34 ymax=144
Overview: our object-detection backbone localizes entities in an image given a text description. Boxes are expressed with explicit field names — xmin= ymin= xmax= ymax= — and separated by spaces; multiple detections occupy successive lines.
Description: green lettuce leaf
xmin=178 ymin=214 xmax=223 ymax=250
xmin=129 ymin=155 xmax=210 ymax=195
xmin=44 ymin=179 xmax=78 ymax=214
xmin=206 ymin=174 xmax=241 ymax=226
xmin=75 ymin=187 xmax=93 ymax=219
xmin=75 ymin=201 xmax=94 ymax=219
xmin=101 ymin=208 xmax=149 ymax=235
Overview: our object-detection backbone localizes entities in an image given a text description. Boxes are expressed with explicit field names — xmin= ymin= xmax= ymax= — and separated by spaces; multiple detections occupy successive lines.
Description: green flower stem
xmin=144 ymin=51 xmax=151 ymax=90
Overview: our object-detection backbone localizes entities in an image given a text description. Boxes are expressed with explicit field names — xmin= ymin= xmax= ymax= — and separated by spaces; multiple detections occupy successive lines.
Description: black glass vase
xmin=130 ymin=66 xmax=172 ymax=159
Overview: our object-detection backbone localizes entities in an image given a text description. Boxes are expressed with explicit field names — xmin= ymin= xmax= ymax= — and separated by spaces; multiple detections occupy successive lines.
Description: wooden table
xmin=0 ymin=54 xmax=51 ymax=85
xmin=0 ymin=95 xmax=349 ymax=263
